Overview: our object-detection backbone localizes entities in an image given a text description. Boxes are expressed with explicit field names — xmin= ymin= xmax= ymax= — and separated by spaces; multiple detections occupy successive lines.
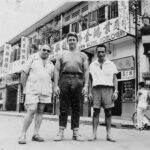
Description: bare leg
xmin=105 ymin=108 xmax=115 ymax=142
xmin=20 ymin=104 xmax=37 ymax=137
xmin=33 ymin=103 xmax=46 ymax=135
xmin=88 ymin=108 xmax=100 ymax=141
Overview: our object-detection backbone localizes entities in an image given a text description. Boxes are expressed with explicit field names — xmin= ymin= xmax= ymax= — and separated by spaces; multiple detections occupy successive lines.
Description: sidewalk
xmin=0 ymin=111 xmax=134 ymax=128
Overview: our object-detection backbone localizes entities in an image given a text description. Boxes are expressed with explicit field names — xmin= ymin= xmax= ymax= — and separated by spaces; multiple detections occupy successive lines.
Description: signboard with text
xmin=118 ymin=0 xmax=130 ymax=33
xmin=52 ymin=17 xmax=127 ymax=56
xmin=2 ymin=43 xmax=12 ymax=73
xmin=20 ymin=37 xmax=29 ymax=65
xmin=121 ymin=69 xmax=135 ymax=80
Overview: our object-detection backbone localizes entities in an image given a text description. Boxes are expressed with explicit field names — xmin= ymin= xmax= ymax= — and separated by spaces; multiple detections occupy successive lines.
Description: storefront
xmin=113 ymin=56 xmax=136 ymax=118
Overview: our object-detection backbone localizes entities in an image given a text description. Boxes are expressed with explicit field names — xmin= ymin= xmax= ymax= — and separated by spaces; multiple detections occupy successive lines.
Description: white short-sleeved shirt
xmin=137 ymin=88 xmax=148 ymax=109
xmin=23 ymin=53 xmax=54 ymax=96
xmin=89 ymin=59 xmax=118 ymax=87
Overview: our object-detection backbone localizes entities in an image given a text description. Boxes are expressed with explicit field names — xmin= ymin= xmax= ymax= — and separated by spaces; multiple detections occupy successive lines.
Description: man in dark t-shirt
xmin=54 ymin=32 xmax=89 ymax=141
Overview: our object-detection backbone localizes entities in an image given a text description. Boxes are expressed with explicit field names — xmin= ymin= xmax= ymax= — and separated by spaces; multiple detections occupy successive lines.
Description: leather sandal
xmin=32 ymin=134 xmax=44 ymax=142
xmin=18 ymin=136 xmax=26 ymax=144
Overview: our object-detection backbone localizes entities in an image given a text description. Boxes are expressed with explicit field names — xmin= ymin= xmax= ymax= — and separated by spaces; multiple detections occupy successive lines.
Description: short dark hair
xmin=96 ymin=44 xmax=106 ymax=52
xmin=67 ymin=32 xmax=78 ymax=42
xmin=139 ymin=82 xmax=145 ymax=87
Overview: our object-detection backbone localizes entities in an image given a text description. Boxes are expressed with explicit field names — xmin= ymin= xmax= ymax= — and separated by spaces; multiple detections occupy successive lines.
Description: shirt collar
xmin=95 ymin=58 xmax=109 ymax=65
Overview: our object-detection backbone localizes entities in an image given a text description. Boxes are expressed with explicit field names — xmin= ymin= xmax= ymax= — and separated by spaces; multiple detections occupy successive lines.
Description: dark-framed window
xmin=108 ymin=1 xmax=118 ymax=19
xmin=97 ymin=6 xmax=105 ymax=24
xmin=72 ymin=22 xmax=79 ymax=33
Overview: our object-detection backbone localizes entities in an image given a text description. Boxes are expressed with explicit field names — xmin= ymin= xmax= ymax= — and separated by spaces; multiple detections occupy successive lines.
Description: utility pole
xmin=134 ymin=0 xmax=138 ymax=95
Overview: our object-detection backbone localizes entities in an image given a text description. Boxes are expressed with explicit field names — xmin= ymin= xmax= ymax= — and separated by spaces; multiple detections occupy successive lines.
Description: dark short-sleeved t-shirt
xmin=58 ymin=50 xmax=87 ymax=74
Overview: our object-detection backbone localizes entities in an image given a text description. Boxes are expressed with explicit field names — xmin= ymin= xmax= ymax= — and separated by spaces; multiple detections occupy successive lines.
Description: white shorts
xmin=25 ymin=94 xmax=52 ymax=105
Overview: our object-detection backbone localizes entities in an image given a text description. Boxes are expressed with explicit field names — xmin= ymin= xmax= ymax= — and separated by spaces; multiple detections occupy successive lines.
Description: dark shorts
xmin=92 ymin=85 xmax=114 ymax=109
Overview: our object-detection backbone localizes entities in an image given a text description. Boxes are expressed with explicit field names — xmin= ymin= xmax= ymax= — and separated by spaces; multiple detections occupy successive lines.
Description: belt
xmin=62 ymin=72 xmax=83 ymax=78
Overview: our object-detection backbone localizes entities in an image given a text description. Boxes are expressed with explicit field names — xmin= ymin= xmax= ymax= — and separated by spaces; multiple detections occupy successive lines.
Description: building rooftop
xmin=0 ymin=1 xmax=80 ymax=52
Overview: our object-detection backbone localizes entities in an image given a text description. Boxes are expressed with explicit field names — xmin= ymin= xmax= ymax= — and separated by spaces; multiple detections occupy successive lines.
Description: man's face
xmin=67 ymin=36 xmax=78 ymax=50
xmin=97 ymin=47 xmax=106 ymax=60
xmin=40 ymin=47 xmax=51 ymax=60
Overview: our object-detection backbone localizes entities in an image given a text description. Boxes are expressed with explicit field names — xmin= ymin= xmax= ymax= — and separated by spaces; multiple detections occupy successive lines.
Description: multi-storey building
xmin=0 ymin=0 xmax=150 ymax=119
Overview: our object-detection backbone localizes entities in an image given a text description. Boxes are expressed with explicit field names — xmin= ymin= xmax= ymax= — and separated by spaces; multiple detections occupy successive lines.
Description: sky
xmin=0 ymin=0 xmax=68 ymax=47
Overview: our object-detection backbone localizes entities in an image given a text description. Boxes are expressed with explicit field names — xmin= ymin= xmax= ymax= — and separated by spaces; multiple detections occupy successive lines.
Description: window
xmin=82 ymin=15 xmax=88 ymax=31
xmin=72 ymin=22 xmax=79 ymax=33
xmin=82 ymin=5 xmax=88 ymax=13
xmin=92 ymin=10 xmax=97 ymax=21
xmin=65 ymin=15 xmax=70 ymax=22
xmin=62 ymin=25 xmax=70 ymax=39
xmin=108 ymin=1 xmax=118 ymax=19
xmin=97 ymin=6 xmax=105 ymax=24
xmin=88 ymin=10 xmax=97 ymax=22
xmin=72 ymin=10 xmax=80 ymax=18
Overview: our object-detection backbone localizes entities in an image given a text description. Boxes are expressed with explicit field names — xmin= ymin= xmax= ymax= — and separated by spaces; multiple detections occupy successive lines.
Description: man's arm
xmin=54 ymin=59 xmax=61 ymax=96
xmin=83 ymin=56 xmax=89 ymax=87
xmin=89 ymin=73 xmax=93 ymax=94
xmin=112 ymin=74 xmax=118 ymax=101
xmin=82 ymin=55 xmax=89 ymax=97
xmin=21 ymin=71 xmax=28 ymax=91
xmin=113 ymin=74 xmax=118 ymax=93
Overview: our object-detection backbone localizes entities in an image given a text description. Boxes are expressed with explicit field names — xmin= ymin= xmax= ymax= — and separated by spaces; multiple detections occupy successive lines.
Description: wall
xmin=0 ymin=88 xmax=7 ymax=111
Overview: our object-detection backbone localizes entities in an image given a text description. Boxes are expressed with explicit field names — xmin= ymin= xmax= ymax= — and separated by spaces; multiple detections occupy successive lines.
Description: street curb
xmin=0 ymin=111 xmax=134 ymax=129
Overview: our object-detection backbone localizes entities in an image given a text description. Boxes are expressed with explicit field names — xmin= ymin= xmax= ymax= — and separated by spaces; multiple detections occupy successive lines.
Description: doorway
xmin=112 ymin=81 xmax=122 ymax=116
xmin=6 ymin=85 xmax=18 ymax=111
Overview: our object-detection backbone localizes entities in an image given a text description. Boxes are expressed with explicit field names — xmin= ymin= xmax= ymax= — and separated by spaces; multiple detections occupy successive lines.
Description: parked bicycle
xmin=132 ymin=110 xmax=150 ymax=130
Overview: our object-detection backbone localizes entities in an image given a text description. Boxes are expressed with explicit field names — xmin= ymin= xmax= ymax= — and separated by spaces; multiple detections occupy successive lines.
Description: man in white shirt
xmin=18 ymin=44 xmax=54 ymax=144
xmin=88 ymin=44 xmax=118 ymax=142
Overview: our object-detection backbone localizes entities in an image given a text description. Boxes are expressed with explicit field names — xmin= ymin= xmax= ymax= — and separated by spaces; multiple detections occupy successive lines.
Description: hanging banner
xmin=2 ymin=43 xmax=12 ymax=73
xmin=52 ymin=17 xmax=127 ymax=56
xmin=118 ymin=0 xmax=130 ymax=33
xmin=20 ymin=36 xmax=29 ymax=65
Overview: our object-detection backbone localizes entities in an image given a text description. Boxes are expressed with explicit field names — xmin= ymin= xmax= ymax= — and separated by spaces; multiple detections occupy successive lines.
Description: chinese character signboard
xmin=20 ymin=37 xmax=29 ymax=64
xmin=121 ymin=69 xmax=135 ymax=80
xmin=52 ymin=17 xmax=127 ymax=55
xmin=78 ymin=18 xmax=127 ymax=51
xmin=118 ymin=0 xmax=129 ymax=33
xmin=122 ymin=80 xmax=135 ymax=102
xmin=2 ymin=43 xmax=12 ymax=73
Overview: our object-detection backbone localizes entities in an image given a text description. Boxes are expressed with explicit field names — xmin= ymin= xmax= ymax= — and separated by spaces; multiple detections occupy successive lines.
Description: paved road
xmin=0 ymin=115 xmax=150 ymax=150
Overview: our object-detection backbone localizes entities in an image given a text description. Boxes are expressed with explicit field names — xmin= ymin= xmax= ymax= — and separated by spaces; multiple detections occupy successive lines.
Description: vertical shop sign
xmin=20 ymin=37 xmax=29 ymax=64
xmin=2 ymin=43 xmax=12 ymax=73
xmin=118 ymin=0 xmax=129 ymax=33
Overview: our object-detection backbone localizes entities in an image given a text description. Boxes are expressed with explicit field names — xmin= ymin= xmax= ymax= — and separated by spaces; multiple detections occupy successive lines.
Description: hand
xmin=88 ymin=92 xmax=93 ymax=106
xmin=112 ymin=92 xmax=118 ymax=101
xmin=88 ymin=92 xmax=93 ymax=102
xmin=54 ymin=85 xmax=60 ymax=98
xmin=82 ymin=85 xmax=88 ymax=96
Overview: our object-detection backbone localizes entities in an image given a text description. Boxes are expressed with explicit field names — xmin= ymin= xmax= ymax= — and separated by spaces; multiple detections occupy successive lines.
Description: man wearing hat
xmin=54 ymin=32 xmax=89 ymax=141
xmin=18 ymin=44 xmax=54 ymax=144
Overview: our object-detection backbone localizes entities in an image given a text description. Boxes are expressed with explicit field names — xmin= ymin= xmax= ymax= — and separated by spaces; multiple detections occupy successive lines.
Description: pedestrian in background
xmin=18 ymin=44 xmax=54 ymax=144
xmin=54 ymin=32 xmax=89 ymax=141
xmin=88 ymin=44 xmax=118 ymax=142
xmin=136 ymin=81 xmax=149 ymax=130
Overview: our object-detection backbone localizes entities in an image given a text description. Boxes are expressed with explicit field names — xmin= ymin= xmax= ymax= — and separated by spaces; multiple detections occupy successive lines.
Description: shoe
xmin=18 ymin=136 xmax=26 ymax=144
xmin=88 ymin=135 xmax=97 ymax=141
xmin=54 ymin=132 xmax=64 ymax=141
xmin=106 ymin=137 xmax=116 ymax=142
xmin=72 ymin=134 xmax=84 ymax=141
xmin=32 ymin=134 xmax=44 ymax=142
